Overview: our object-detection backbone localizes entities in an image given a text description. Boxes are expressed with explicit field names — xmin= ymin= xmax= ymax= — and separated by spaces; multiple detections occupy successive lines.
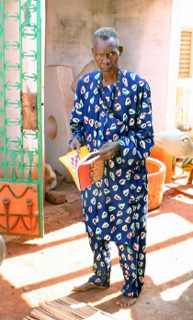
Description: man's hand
xmin=99 ymin=141 xmax=120 ymax=160
xmin=68 ymin=137 xmax=81 ymax=153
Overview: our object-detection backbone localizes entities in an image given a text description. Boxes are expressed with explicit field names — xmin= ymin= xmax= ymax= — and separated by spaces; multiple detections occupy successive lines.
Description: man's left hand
xmin=99 ymin=141 xmax=120 ymax=160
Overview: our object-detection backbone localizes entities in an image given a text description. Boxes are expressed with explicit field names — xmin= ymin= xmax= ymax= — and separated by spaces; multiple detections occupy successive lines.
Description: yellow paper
xmin=59 ymin=146 xmax=89 ymax=189
xmin=59 ymin=146 xmax=104 ymax=190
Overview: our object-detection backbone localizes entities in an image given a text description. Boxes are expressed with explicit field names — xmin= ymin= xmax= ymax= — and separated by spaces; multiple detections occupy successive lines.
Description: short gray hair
xmin=92 ymin=27 xmax=120 ymax=45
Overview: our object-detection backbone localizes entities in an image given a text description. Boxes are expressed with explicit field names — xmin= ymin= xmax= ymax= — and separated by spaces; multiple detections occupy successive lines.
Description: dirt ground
xmin=0 ymin=178 xmax=193 ymax=320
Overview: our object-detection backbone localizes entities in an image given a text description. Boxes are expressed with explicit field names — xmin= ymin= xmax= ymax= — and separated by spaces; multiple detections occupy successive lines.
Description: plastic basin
xmin=147 ymin=157 xmax=166 ymax=211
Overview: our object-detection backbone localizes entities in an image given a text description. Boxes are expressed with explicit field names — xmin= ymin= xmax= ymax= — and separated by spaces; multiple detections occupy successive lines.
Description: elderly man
xmin=68 ymin=27 xmax=154 ymax=307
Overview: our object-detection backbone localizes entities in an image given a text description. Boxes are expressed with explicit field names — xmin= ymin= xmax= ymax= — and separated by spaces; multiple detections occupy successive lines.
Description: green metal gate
xmin=0 ymin=0 xmax=43 ymax=237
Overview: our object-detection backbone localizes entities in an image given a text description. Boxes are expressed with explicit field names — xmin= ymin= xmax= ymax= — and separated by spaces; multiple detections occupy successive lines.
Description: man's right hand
xmin=68 ymin=136 xmax=81 ymax=153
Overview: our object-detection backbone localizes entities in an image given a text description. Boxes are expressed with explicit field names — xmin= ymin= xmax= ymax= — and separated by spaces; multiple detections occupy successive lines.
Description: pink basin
xmin=147 ymin=157 xmax=166 ymax=211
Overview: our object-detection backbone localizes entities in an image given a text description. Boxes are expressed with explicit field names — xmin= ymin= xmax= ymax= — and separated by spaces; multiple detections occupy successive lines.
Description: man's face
xmin=92 ymin=37 xmax=122 ymax=76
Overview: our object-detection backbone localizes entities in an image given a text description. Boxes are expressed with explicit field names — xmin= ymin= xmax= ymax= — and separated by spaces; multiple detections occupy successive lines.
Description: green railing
xmin=0 ymin=0 xmax=43 ymax=236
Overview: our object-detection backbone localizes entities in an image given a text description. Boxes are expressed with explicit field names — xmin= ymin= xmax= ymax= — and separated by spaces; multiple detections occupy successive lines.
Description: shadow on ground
xmin=0 ymin=184 xmax=192 ymax=320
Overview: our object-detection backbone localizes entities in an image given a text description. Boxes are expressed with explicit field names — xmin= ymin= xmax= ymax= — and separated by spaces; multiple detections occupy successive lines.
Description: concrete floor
xmin=0 ymin=181 xmax=193 ymax=320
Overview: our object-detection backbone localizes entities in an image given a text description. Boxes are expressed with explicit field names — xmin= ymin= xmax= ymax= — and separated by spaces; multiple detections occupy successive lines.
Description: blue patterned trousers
xmin=88 ymin=228 xmax=146 ymax=298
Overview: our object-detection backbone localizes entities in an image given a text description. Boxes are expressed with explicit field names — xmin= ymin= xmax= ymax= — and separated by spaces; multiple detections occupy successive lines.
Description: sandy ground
xmin=0 ymin=178 xmax=193 ymax=320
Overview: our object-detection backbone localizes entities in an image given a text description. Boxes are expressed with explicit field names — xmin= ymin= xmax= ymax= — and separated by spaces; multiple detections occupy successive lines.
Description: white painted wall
xmin=180 ymin=0 xmax=193 ymax=27
xmin=166 ymin=0 xmax=181 ymax=130
xmin=178 ymin=0 xmax=193 ymax=136
xmin=167 ymin=0 xmax=193 ymax=137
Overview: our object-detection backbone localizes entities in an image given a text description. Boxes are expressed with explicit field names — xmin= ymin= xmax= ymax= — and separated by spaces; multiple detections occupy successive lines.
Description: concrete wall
xmin=45 ymin=0 xmax=173 ymax=172
xmin=44 ymin=66 xmax=74 ymax=176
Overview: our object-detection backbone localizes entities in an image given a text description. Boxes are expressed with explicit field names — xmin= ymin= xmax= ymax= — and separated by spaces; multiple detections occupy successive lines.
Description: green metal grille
xmin=0 ymin=0 xmax=43 ymax=236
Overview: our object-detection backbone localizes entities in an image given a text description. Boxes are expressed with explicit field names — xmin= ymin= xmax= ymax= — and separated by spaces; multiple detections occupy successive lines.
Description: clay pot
xmin=147 ymin=157 xmax=166 ymax=211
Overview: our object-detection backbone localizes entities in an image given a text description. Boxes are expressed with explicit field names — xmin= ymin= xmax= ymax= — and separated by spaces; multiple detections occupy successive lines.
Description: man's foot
xmin=73 ymin=282 xmax=107 ymax=292
xmin=116 ymin=295 xmax=137 ymax=307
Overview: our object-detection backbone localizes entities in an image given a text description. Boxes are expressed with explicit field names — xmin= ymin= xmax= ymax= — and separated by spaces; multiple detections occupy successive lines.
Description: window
xmin=178 ymin=31 xmax=192 ymax=78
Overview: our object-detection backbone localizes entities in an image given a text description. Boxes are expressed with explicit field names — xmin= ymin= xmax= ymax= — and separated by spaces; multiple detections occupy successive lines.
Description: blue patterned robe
xmin=70 ymin=68 xmax=154 ymax=245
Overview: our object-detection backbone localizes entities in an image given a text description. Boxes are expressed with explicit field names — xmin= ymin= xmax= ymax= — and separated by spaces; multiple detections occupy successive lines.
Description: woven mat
xmin=23 ymin=296 xmax=116 ymax=320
